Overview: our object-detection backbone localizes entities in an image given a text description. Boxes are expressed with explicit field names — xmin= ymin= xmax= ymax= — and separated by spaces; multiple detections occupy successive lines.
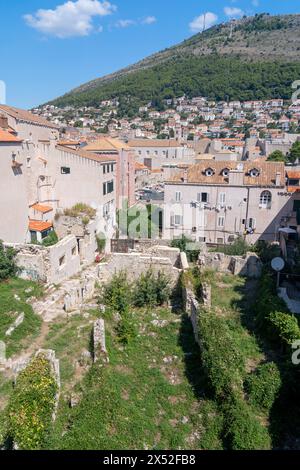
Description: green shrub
xmin=245 ymin=362 xmax=281 ymax=411
xmin=171 ymin=236 xmax=200 ymax=262
xmin=0 ymin=241 xmax=18 ymax=280
xmin=199 ymin=312 xmax=245 ymax=398
xmin=96 ymin=233 xmax=106 ymax=253
xmin=133 ymin=270 xmax=171 ymax=308
xmin=116 ymin=312 xmax=137 ymax=345
xmin=223 ymin=396 xmax=271 ymax=450
xmin=8 ymin=354 xmax=58 ymax=450
xmin=64 ymin=203 xmax=96 ymax=219
xmin=42 ymin=231 xmax=58 ymax=247
xmin=212 ymin=236 xmax=254 ymax=256
xmin=100 ymin=272 xmax=132 ymax=315
xmin=269 ymin=311 xmax=300 ymax=346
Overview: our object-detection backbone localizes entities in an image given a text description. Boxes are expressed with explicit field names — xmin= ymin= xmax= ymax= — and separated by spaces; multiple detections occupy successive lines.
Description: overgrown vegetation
xmin=64 ymin=203 xmax=96 ymax=221
xmin=0 ymin=278 xmax=43 ymax=357
xmin=210 ymin=236 xmax=254 ymax=256
xmin=0 ymin=241 xmax=18 ymax=280
xmin=171 ymin=235 xmax=200 ymax=262
xmin=7 ymin=354 xmax=58 ymax=450
xmin=42 ymin=231 xmax=59 ymax=247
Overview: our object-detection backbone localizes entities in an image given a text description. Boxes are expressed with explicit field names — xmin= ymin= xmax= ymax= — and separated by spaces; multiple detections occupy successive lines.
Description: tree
xmin=0 ymin=241 xmax=18 ymax=280
xmin=289 ymin=141 xmax=300 ymax=163
xmin=267 ymin=150 xmax=286 ymax=162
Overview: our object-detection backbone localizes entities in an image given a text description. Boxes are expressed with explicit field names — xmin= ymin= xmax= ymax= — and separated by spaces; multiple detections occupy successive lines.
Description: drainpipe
xmin=244 ymin=187 xmax=250 ymax=241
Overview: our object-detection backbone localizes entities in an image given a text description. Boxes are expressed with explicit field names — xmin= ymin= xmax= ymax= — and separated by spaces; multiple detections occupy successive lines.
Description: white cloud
xmin=224 ymin=7 xmax=244 ymax=18
xmin=115 ymin=19 xmax=136 ymax=28
xmin=142 ymin=16 xmax=157 ymax=25
xmin=24 ymin=0 xmax=116 ymax=38
xmin=189 ymin=12 xmax=218 ymax=33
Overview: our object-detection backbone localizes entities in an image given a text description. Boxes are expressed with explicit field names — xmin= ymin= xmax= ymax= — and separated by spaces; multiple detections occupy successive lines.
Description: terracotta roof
xmin=30 ymin=203 xmax=53 ymax=214
xmin=168 ymin=161 xmax=285 ymax=187
xmin=128 ymin=139 xmax=182 ymax=148
xmin=56 ymin=145 xmax=117 ymax=164
xmin=29 ymin=220 xmax=53 ymax=232
xmin=84 ymin=137 xmax=130 ymax=152
xmin=287 ymin=187 xmax=300 ymax=193
xmin=0 ymin=105 xmax=59 ymax=129
xmin=57 ymin=140 xmax=81 ymax=146
xmin=135 ymin=162 xmax=148 ymax=171
xmin=287 ymin=171 xmax=300 ymax=179
xmin=0 ymin=129 xmax=22 ymax=143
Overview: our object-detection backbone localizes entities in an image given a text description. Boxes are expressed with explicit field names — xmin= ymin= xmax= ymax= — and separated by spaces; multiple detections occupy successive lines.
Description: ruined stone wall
xmin=98 ymin=252 xmax=181 ymax=286
xmin=7 ymin=235 xmax=83 ymax=285
xmin=198 ymin=252 xmax=262 ymax=279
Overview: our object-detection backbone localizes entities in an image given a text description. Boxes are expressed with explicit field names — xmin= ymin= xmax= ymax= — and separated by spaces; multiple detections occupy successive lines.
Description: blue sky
xmin=0 ymin=0 xmax=299 ymax=108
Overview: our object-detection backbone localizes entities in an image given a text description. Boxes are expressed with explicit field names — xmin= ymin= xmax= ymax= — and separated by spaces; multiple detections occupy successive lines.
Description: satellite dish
xmin=271 ymin=257 xmax=285 ymax=272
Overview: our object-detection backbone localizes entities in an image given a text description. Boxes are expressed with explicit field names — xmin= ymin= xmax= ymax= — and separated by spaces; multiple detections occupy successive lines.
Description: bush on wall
xmin=8 ymin=354 xmax=58 ymax=450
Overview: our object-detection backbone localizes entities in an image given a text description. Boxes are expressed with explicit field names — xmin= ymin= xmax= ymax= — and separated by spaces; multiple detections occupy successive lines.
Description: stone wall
xmin=98 ymin=251 xmax=181 ymax=286
xmin=182 ymin=285 xmax=200 ymax=346
xmin=7 ymin=232 xmax=98 ymax=285
xmin=198 ymin=252 xmax=262 ymax=279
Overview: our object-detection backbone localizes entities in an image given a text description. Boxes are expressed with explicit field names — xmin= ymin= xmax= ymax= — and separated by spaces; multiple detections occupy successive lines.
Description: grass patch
xmin=0 ymin=278 xmax=43 ymax=357
xmin=45 ymin=307 xmax=224 ymax=450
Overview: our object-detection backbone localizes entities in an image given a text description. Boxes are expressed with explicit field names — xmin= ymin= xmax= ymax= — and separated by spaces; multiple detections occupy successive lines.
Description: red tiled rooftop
xmin=30 ymin=204 xmax=53 ymax=214
xmin=29 ymin=220 xmax=53 ymax=232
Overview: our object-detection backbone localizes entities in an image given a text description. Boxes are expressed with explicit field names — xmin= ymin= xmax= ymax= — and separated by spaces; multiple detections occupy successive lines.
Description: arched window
xmin=260 ymin=191 xmax=272 ymax=209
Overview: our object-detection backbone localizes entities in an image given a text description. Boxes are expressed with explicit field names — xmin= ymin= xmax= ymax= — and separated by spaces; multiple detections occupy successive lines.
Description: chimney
xmin=181 ymin=168 xmax=188 ymax=183
xmin=275 ymin=172 xmax=281 ymax=187
xmin=0 ymin=114 xmax=8 ymax=129
xmin=228 ymin=169 xmax=244 ymax=186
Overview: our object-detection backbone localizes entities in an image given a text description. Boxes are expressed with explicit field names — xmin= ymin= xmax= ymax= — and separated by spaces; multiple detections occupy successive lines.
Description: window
xmin=174 ymin=215 xmax=183 ymax=226
xmin=260 ymin=191 xmax=272 ymax=209
xmin=107 ymin=180 xmax=114 ymax=194
xmin=250 ymin=168 xmax=260 ymax=178
xmin=197 ymin=192 xmax=209 ymax=203
xmin=222 ymin=168 xmax=230 ymax=177
xmin=171 ymin=215 xmax=183 ymax=226
xmin=103 ymin=182 xmax=107 ymax=196
xmin=219 ymin=193 xmax=226 ymax=205
xmin=61 ymin=167 xmax=70 ymax=175
xmin=111 ymin=164 xmax=114 ymax=172
xmin=205 ymin=168 xmax=214 ymax=177
xmin=175 ymin=191 xmax=182 ymax=202
xmin=199 ymin=237 xmax=206 ymax=243
xmin=26 ymin=157 xmax=31 ymax=168
xmin=59 ymin=255 xmax=65 ymax=267
xmin=248 ymin=218 xmax=256 ymax=229
xmin=217 ymin=216 xmax=225 ymax=228
xmin=103 ymin=165 xmax=106 ymax=175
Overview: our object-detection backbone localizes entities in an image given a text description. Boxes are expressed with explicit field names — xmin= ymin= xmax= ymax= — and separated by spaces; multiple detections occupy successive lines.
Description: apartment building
xmin=163 ymin=160 xmax=300 ymax=245
xmin=128 ymin=139 xmax=195 ymax=171
xmin=83 ymin=137 xmax=135 ymax=208
xmin=0 ymin=106 xmax=118 ymax=245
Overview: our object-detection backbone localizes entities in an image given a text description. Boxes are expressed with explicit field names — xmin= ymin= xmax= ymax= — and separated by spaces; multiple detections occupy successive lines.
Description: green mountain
xmin=49 ymin=14 xmax=300 ymax=114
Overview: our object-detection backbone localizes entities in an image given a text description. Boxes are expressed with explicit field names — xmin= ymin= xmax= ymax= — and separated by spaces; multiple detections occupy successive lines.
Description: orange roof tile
xmin=56 ymin=145 xmax=117 ymax=164
xmin=287 ymin=171 xmax=300 ymax=179
xmin=0 ymin=129 xmax=22 ymax=143
xmin=168 ymin=161 xmax=285 ymax=187
xmin=0 ymin=105 xmax=59 ymax=129
xmin=135 ymin=162 xmax=148 ymax=171
xmin=29 ymin=220 xmax=53 ymax=232
xmin=30 ymin=204 xmax=53 ymax=214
